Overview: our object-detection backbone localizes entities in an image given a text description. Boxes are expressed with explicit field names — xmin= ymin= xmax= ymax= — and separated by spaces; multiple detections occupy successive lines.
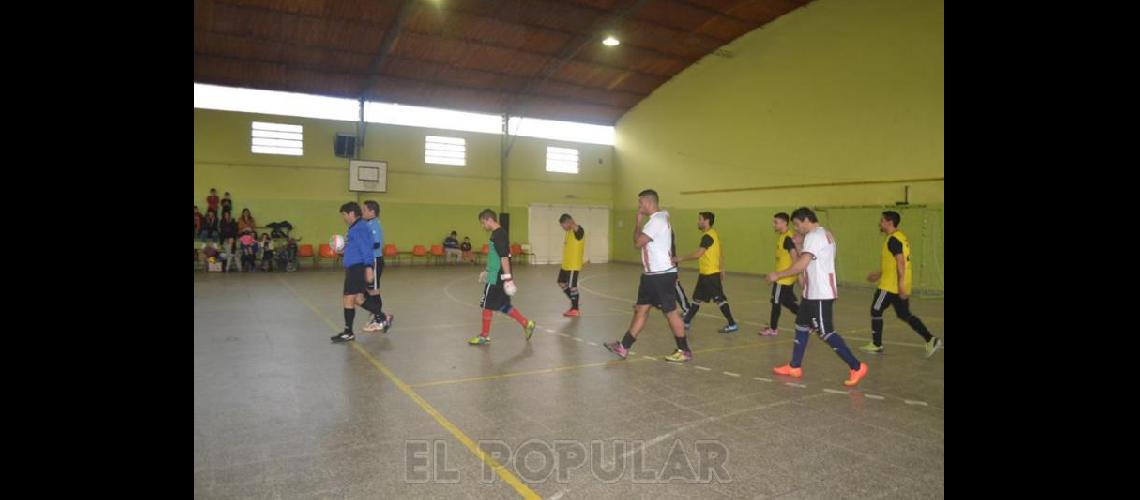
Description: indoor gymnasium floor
xmin=194 ymin=262 xmax=944 ymax=499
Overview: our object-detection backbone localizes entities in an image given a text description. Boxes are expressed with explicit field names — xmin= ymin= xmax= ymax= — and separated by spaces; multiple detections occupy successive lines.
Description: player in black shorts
xmin=331 ymin=202 xmax=385 ymax=343
xmin=467 ymin=209 xmax=537 ymax=345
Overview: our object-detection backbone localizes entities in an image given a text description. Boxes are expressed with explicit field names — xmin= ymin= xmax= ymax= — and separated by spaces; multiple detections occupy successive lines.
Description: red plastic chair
xmin=297 ymin=244 xmax=315 ymax=268
xmin=317 ymin=243 xmax=340 ymax=268
xmin=383 ymin=243 xmax=399 ymax=266
xmin=411 ymin=245 xmax=428 ymax=265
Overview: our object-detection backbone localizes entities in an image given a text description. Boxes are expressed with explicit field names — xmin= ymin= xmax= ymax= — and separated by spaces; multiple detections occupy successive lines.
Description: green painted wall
xmin=611 ymin=0 xmax=943 ymax=293
xmin=194 ymin=108 xmax=614 ymax=251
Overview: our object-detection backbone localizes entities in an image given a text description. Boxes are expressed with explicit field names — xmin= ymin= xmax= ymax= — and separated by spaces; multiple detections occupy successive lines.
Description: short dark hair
xmin=478 ymin=209 xmax=498 ymax=222
xmin=340 ymin=201 xmax=362 ymax=218
xmin=699 ymin=211 xmax=715 ymax=227
xmin=210 ymin=188 xmax=216 ymax=192
xmin=364 ymin=200 xmax=380 ymax=215
xmin=790 ymin=207 xmax=818 ymax=223
xmin=774 ymin=212 xmax=790 ymax=223
xmin=225 ymin=192 xmax=230 ymax=196
xmin=637 ymin=189 xmax=659 ymax=204
xmin=450 ymin=231 xmax=457 ymax=235
xmin=559 ymin=213 xmax=573 ymax=223
xmin=881 ymin=211 xmax=901 ymax=227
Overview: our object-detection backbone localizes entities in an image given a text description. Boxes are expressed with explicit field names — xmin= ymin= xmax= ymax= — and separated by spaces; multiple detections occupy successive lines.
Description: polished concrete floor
xmin=194 ymin=262 xmax=944 ymax=498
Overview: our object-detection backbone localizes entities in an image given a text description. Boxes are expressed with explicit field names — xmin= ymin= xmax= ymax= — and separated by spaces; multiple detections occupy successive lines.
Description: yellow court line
xmin=279 ymin=278 xmax=540 ymax=500
xmin=410 ymin=339 xmax=795 ymax=388
xmin=411 ymin=360 xmax=635 ymax=388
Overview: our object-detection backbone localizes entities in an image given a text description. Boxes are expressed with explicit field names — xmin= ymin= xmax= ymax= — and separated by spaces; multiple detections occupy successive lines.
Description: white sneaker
xmin=362 ymin=320 xmax=383 ymax=332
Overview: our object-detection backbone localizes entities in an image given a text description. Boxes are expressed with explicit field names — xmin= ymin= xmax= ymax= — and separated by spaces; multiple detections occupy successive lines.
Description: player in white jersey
xmin=604 ymin=189 xmax=693 ymax=363
xmin=764 ymin=207 xmax=868 ymax=386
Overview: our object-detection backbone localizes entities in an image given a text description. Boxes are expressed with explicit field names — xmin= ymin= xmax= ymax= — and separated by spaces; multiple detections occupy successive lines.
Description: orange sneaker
xmin=844 ymin=362 xmax=868 ymax=387
xmin=563 ymin=309 xmax=580 ymax=317
xmin=772 ymin=364 xmax=803 ymax=378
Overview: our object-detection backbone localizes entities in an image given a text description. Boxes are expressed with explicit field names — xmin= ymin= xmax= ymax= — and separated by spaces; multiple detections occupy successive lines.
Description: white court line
xmin=754 ymin=377 xmax=773 ymax=382
xmin=694 ymin=366 xmax=712 ymax=371
xmin=904 ymin=400 xmax=929 ymax=406
xmin=845 ymin=335 xmax=932 ymax=349
xmin=723 ymin=371 xmax=741 ymax=377
xmin=441 ymin=274 xmax=486 ymax=311
xmin=573 ymin=337 xmax=583 ymax=342
xmin=616 ymin=392 xmax=834 ymax=462
xmin=785 ymin=382 xmax=807 ymax=388
xmin=823 ymin=389 xmax=848 ymax=394
xmin=587 ymin=341 xmax=598 ymax=346
xmin=376 ymin=322 xmax=473 ymax=332
xmin=865 ymin=394 xmax=886 ymax=400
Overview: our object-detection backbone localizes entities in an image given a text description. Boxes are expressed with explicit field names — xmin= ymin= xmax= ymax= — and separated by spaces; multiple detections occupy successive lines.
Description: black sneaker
xmin=331 ymin=330 xmax=355 ymax=343
xmin=383 ymin=313 xmax=395 ymax=333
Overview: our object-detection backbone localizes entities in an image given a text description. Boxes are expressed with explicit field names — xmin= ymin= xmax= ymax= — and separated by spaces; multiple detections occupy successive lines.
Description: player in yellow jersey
xmin=860 ymin=211 xmax=942 ymax=358
xmin=760 ymin=212 xmax=801 ymax=336
xmin=674 ymin=212 xmax=738 ymax=333
xmin=556 ymin=213 xmax=586 ymax=317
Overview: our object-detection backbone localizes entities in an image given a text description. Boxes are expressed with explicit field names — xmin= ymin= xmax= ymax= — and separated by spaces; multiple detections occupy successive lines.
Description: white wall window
xmin=196 ymin=83 xmax=358 ymax=121
xmin=367 ymin=102 xmax=502 ymax=135
xmin=425 ymin=136 xmax=466 ymax=166
xmin=509 ymin=117 xmax=614 ymax=145
xmin=251 ymin=121 xmax=303 ymax=156
xmin=546 ymin=147 xmax=579 ymax=174
xmin=197 ymin=83 xmax=616 ymax=147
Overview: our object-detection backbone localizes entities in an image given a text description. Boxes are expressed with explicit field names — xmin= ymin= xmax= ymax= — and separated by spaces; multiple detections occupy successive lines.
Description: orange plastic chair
xmin=510 ymin=244 xmax=524 ymax=264
xmin=477 ymin=243 xmax=490 ymax=264
xmin=430 ymin=244 xmax=445 ymax=265
xmin=317 ymin=243 xmax=340 ymax=268
xmin=411 ymin=245 xmax=428 ymax=265
xmin=383 ymin=243 xmax=399 ymax=266
xmin=298 ymin=244 xmax=315 ymax=268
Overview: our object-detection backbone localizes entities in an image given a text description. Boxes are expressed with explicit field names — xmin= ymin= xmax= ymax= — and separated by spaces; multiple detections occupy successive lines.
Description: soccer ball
xmin=330 ymin=234 xmax=346 ymax=252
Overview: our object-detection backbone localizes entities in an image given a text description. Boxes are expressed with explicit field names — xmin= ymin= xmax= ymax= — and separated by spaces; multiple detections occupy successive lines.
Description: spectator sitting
xmin=219 ymin=211 xmax=239 ymax=244
xmin=194 ymin=206 xmax=203 ymax=240
xmin=460 ymin=236 xmax=475 ymax=264
xmin=220 ymin=238 xmax=240 ymax=272
xmin=201 ymin=241 xmax=220 ymax=271
xmin=240 ymin=232 xmax=257 ymax=272
xmin=199 ymin=211 xmax=219 ymax=242
xmin=443 ymin=230 xmax=461 ymax=264
xmin=259 ymin=233 xmax=275 ymax=272
xmin=238 ymin=208 xmax=257 ymax=235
